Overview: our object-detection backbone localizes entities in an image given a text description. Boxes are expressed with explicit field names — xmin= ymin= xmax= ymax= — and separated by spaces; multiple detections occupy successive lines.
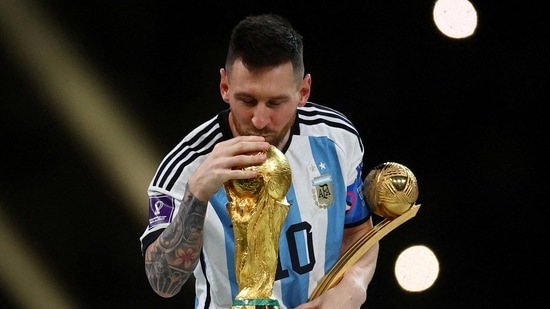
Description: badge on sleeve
xmin=148 ymin=195 xmax=175 ymax=229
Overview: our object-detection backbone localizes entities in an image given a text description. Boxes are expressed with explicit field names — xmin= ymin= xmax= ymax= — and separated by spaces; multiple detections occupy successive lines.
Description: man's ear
xmin=298 ymin=73 xmax=312 ymax=107
xmin=220 ymin=68 xmax=230 ymax=103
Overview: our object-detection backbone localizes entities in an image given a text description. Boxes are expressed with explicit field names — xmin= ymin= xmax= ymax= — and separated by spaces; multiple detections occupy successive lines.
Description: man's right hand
xmin=187 ymin=136 xmax=270 ymax=201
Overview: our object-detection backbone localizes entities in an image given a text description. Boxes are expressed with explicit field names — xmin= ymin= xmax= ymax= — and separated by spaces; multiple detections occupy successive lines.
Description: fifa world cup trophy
xmin=224 ymin=145 xmax=292 ymax=309
xmin=309 ymin=162 xmax=421 ymax=300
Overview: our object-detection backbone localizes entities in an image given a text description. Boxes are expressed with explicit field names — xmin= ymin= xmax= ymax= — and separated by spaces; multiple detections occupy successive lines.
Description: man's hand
xmin=294 ymin=278 xmax=367 ymax=309
xmin=188 ymin=136 xmax=270 ymax=201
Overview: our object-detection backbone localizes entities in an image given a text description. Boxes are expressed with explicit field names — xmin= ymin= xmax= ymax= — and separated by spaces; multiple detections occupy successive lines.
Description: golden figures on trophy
xmin=309 ymin=162 xmax=420 ymax=300
xmin=224 ymin=145 xmax=292 ymax=309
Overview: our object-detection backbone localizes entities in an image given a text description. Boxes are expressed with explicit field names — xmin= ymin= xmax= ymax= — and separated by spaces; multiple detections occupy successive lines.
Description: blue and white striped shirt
xmin=140 ymin=102 xmax=371 ymax=309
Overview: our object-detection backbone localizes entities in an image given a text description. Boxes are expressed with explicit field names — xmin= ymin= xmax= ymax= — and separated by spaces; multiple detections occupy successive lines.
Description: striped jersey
xmin=140 ymin=102 xmax=372 ymax=308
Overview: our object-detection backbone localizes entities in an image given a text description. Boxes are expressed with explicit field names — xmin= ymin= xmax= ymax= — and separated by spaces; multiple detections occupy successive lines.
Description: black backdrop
xmin=0 ymin=1 xmax=546 ymax=308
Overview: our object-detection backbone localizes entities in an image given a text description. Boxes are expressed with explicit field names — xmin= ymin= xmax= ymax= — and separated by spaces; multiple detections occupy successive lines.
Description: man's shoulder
xmin=298 ymin=102 xmax=355 ymax=130
xmin=296 ymin=101 xmax=363 ymax=151
xmin=183 ymin=109 xmax=230 ymax=144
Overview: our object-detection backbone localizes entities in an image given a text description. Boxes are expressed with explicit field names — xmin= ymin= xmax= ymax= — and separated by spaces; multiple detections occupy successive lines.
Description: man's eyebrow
xmin=233 ymin=92 xmax=254 ymax=98
xmin=234 ymin=92 xmax=290 ymax=101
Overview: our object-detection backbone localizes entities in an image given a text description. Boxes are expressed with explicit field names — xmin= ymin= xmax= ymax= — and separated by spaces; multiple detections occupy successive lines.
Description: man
xmin=140 ymin=13 xmax=379 ymax=309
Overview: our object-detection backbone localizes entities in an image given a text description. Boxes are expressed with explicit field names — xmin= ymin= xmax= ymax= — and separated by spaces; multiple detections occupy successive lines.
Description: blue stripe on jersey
xmin=209 ymin=188 xmax=240 ymax=299
xmin=309 ymin=136 xmax=345 ymax=275
xmin=279 ymin=136 xmax=346 ymax=308
xmin=278 ymin=184 xmax=310 ymax=308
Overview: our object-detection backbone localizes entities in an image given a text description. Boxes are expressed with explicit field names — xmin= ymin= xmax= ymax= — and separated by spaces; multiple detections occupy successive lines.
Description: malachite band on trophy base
xmin=231 ymin=298 xmax=280 ymax=309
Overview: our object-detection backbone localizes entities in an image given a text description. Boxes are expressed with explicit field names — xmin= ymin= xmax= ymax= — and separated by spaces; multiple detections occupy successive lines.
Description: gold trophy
xmin=224 ymin=145 xmax=292 ymax=309
xmin=309 ymin=162 xmax=421 ymax=300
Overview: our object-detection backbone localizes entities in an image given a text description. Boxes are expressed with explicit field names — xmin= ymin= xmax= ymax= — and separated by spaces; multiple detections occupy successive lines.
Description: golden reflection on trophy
xmin=309 ymin=162 xmax=420 ymax=300
xmin=224 ymin=145 xmax=292 ymax=309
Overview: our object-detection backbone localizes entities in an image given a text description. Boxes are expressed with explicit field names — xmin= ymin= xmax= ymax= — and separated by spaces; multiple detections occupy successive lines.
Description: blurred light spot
xmin=433 ymin=0 xmax=478 ymax=39
xmin=0 ymin=0 xmax=159 ymax=222
xmin=394 ymin=245 xmax=439 ymax=292
xmin=0 ymin=0 xmax=159 ymax=306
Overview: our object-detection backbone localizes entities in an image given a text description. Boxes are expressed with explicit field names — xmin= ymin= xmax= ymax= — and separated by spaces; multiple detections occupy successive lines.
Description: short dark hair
xmin=225 ymin=14 xmax=304 ymax=82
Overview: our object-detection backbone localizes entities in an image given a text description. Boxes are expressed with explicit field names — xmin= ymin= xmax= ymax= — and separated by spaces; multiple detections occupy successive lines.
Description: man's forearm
xmin=144 ymin=186 xmax=207 ymax=297
xmin=336 ymin=219 xmax=379 ymax=303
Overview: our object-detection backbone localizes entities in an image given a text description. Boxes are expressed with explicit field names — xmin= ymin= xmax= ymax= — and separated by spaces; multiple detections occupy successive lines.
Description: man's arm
xmin=144 ymin=186 xmax=207 ymax=298
xmin=296 ymin=218 xmax=379 ymax=309
xmin=336 ymin=218 xmax=379 ymax=305
xmin=143 ymin=136 xmax=270 ymax=297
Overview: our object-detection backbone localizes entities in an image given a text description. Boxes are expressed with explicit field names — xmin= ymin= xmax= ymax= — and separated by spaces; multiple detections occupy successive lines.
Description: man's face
xmin=220 ymin=60 xmax=310 ymax=148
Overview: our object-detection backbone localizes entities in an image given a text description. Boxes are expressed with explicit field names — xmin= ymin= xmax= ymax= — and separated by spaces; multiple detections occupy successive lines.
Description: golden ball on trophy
xmin=226 ymin=145 xmax=292 ymax=201
xmin=363 ymin=162 xmax=419 ymax=219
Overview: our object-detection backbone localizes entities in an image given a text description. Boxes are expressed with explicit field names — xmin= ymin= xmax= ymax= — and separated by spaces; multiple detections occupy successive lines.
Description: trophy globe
xmin=363 ymin=162 xmax=419 ymax=219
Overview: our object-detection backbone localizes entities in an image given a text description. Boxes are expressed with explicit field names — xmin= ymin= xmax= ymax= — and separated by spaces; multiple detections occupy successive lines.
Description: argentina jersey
xmin=140 ymin=102 xmax=370 ymax=309
xmin=274 ymin=103 xmax=369 ymax=308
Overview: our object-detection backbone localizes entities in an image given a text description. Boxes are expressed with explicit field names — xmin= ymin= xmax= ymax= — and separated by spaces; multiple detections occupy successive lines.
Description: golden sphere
xmin=363 ymin=162 xmax=419 ymax=219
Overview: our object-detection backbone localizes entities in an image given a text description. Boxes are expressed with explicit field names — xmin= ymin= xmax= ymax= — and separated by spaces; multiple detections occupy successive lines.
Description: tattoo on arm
xmin=144 ymin=185 xmax=207 ymax=296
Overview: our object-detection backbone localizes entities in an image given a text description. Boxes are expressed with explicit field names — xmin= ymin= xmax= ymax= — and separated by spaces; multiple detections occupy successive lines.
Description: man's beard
xmin=231 ymin=112 xmax=296 ymax=148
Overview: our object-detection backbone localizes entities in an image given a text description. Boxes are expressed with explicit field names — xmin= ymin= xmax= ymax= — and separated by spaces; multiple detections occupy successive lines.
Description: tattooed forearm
xmin=144 ymin=185 xmax=207 ymax=297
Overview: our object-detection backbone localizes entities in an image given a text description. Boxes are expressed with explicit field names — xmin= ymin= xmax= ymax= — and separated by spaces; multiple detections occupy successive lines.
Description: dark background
xmin=1 ymin=0 xmax=547 ymax=308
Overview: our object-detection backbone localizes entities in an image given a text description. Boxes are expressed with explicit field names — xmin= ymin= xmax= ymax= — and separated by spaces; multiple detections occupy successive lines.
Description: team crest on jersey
xmin=311 ymin=174 xmax=334 ymax=209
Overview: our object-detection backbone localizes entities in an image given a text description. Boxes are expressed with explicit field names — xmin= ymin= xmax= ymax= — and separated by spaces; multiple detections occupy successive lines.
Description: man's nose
xmin=251 ymin=104 xmax=269 ymax=129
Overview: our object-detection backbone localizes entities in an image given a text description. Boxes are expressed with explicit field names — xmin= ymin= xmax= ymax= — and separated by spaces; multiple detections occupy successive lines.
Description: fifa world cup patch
xmin=148 ymin=195 xmax=175 ymax=229
xmin=311 ymin=174 xmax=334 ymax=209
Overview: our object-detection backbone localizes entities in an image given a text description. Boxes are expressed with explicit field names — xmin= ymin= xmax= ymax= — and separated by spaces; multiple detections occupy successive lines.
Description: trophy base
xmin=231 ymin=298 xmax=279 ymax=309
